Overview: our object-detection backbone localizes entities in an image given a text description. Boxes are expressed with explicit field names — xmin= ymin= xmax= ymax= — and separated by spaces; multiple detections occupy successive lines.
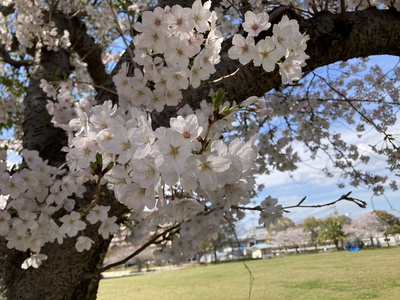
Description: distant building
xmin=247 ymin=226 xmax=268 ymax=246
xmin=251 ymin=243 xmax=274 ymax=259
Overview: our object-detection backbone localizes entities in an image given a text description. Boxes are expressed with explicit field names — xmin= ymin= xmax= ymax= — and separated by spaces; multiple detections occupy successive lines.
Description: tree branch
xmin=0 ymin=45 xmax=32 ymax=68
xmin=148 ymin=7 xmax=400 ymax=128
xmin=282 ymin=191 xmax=367 ymax=211
xmin=52 ymin=13 xmax=107 ymax=87
xmin=92 ymin=224 xmax=180 ymax=276
xmin=0 ymin=3 xmax=14 ymax=17
xmin=232 ymin=192 xmax=367 ymax=214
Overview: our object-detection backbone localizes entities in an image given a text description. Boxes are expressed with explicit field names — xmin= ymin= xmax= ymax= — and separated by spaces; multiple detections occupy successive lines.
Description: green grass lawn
xmin=97 ymin=247 xmax=400 ymax=300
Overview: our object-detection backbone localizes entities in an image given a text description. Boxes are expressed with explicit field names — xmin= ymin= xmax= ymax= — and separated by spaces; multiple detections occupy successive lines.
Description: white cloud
xmin=251 ymin=120 xmax=400 ymax=225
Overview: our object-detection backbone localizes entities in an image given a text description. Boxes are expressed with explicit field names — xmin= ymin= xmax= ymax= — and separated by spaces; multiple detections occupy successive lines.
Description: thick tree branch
xmin=23 ymin=47 xmax=71 ymax=166
xmin=0 ymin=45 xmax=32 ymax=68
xmin=188 ymin=7 xmax=400 ymax=107
xmin=51 ymin=13 xmax=107 ymax=87
xmin=148 ymin=7 xmax=400 ymax=128
xmin=22 ymin=12 xmax=109 ymax=166
xmin=0 ymin=4 xmax=14 ymax=17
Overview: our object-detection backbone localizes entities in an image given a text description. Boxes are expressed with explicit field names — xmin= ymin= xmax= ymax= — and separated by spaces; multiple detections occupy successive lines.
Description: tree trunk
xmin=212 ymin=242 xmax=219 ymax=263
xmin=137 ymin=261 xmax=142 ymax=272
xmin=0 ymin=234 xmax=110 ymax=300
xmin=0 ymin=33 xmax=124 ymax=300
xmin=385 ymin=234 xmax=390 ymax=247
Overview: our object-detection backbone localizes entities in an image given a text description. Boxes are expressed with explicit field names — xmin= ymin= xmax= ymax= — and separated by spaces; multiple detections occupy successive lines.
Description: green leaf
xmin=211 ymin=88 xmax=226 ymax=112
xmin=102 ymin=161 xmax=114 ymax=175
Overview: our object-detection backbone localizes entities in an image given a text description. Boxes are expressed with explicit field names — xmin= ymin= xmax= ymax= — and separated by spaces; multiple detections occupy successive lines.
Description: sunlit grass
xmin=97 ymin=247 xmax=400 ymax=300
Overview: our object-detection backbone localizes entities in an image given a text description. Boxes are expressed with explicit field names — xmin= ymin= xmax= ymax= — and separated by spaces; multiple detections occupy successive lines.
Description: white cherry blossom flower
xmin=272 ymin=15 xmax=301 ymax=53
xmin=228 ymin=34 xmax=258 ymax=65
xmin=192 ymin=0 xmax=211 ymax=32
xmin=59 ymin=211 xmax=86 ymax=237
xmin=185 ymin=152 xmax=232 ymax=191
xmin=189 ymin=61 xmax=210 ymax=88
xmin=140 ymin=7 xmax=168 ymax=32
xmin=21 ymin=253 xmax=48 ymax=269
xmin=152 ymin=129 xmax=193 ymax=175
xmin=75 ymin=236 xmax=95 ymax=252
xmin=254 ymin=38 xmax=282 ymax=72
xmin=279 ymin=56 xmax=303 ymax=84
xmin=242 ymin=11 xmax=270 ymax=37
xmin=12 ymin=210 xmax=38 ymax=236
xmin=169 ymin=5 xmax=194 ymax=33
xmin=170 ymin=114 xmax=203 ymax=140
xmin=86 ymin=205 xmax=110 ymax=224
xmin=161 ymin=67 xmax=189 ymax=91
xmin=98 ymin=216 xmax=119 ymax=239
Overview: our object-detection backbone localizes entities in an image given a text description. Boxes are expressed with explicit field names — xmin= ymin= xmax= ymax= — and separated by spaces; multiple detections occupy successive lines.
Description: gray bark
xmin=0 ymin=3 xmax=400 ymax=300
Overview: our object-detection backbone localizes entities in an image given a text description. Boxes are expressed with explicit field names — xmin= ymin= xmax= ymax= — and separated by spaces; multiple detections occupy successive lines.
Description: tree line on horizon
xmin=269 ymin=210 xmax=400 ymax=252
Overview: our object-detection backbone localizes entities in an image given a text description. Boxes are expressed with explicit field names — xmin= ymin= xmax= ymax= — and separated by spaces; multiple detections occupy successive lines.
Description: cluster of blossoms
xmin=39 ymin=24 xmax=71 ymax=52
xmin=0 ymin=95 xmax=23 ymax=125
xmin=1 ymin=2 xmax=308 ymax=268
xmin=66 ymin=97 xmax=258 ymax=206
xmin=228 ymin=12 xmax=309 ymax=84
xmin=0 ymin=94 xmax=269 ymax=267
xmin=0 ymin=150 xmax=84 ymax=268
xmin=110 ymin=0 xmax=223 ymax=112
xmin=3 ymin=1 xmax=70 ymax=52
xmin=0 ymin=147 xmax=125 ymax=268
xmin=3 ymin=0 xmax=400 ymax=60
xmin=258 ymin=196 xmax=283 ymax=227
xmin=0 ymin=0 xmax=131 ymax=60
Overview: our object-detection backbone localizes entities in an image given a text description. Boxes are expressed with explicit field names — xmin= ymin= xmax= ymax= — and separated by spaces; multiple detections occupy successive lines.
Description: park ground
xmin=97 ymin=247 xmax=400 ymax=299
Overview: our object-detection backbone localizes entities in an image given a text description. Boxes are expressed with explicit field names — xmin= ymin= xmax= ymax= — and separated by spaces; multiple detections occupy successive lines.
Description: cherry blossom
xmin=59 ymin=211 xmax=87 ymax=237
xmin=228 ymin=34 xmax=258 ymax=65
xmin=21 ymin=253 xmax=48 ymax=269
xmin=75 ymin=236 xmax=95 ymax=252
xmin=0 ymin=0 xmax=352 ymax=275
xmin=242 ymin=11 xmax=270 ymax=37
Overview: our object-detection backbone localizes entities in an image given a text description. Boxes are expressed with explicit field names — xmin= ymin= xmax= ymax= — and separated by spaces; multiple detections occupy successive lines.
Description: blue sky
xmin=243 ymin=55 xmax=400 ymax=227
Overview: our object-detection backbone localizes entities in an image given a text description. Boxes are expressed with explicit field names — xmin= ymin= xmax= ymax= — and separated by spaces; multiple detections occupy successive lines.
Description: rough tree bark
xmin=0 ymin=3 xmax=399 ymax=299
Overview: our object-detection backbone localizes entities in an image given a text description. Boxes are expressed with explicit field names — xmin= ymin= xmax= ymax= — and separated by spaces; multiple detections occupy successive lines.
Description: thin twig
xmin=106 ymin=0 xmax=135 ymax=62
xmin=225 ymin=218 xmax=254 ymax=300
xmin=283 ymin=191 xmax=367 ymax=211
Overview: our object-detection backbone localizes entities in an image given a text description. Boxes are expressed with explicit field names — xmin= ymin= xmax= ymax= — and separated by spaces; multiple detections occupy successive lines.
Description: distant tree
xmin=288 ymin=227 xmax=310 ymax=253
xmin=196 ymin=239 xmax=212 ymax=263
xmin=374 ymin=210 xmax=400 ymax=234
xmin=302 ymin=217 xmax=322 ymax=251
xmin=318 ymin=215 xmax=346 ymax=251
xmin=374 ymin=210 xmax=400 ymax=246
xmin=273 ymin=230 xmax=290 ymax=254
xmin=273 ymin=227 xmax=309 ymax=254
xmin=343 ymin=212 xmax=383 ymax=246
xmin=270 ymin=217 xmax=296 ymax=233
xmin=385 ymin=224 xmax=400 ymax=235
xmin=132 ymin=247 xmax=155 ymax=272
